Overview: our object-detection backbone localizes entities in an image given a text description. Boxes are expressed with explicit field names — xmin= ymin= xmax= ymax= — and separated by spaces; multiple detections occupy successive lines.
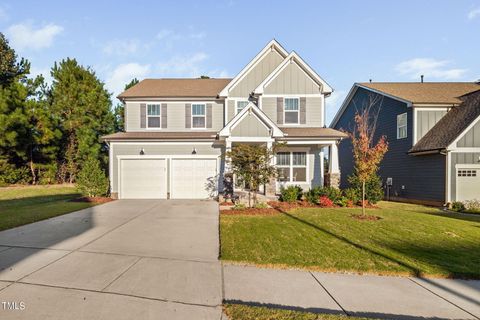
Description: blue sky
xmin=2 ymin=0 xmax=480 ymax=123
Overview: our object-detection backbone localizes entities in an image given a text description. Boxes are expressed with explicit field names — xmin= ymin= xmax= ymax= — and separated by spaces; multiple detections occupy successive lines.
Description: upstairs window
xmin=284 ymin=98 xmax=299 ymax=124
xmin=236 ymin=100 xmax=249 ymax=114
xmin=397 ymin=112 xmax=407 ymax=139
xmin=192 ymin=103 xmax=206 ymax=128
xmin=147 ymin=104 xmax=161 ymax=128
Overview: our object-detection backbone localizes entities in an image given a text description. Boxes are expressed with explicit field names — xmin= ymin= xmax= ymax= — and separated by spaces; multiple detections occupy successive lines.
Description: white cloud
xmin=468 ymin=7 xmax=480 ymax=20
xmin=106 ymin=63 xmax=151 ymax=97
xmin=157 ymin=52 xmax=209 ymax=77
xmin=103 ymin=39 xmax=140 ymax=56
xmin=156 ymin=29 xmax=176 ymax=40
xmin=326 ymin=89 xmax=347 ymax=125
xmin=395 ymin=58 xmax=467 ymax=80
xmin=6 ymin=22 xmax=63 ymax=51
xmin=189 ymin=32 xmax=206 ymax=40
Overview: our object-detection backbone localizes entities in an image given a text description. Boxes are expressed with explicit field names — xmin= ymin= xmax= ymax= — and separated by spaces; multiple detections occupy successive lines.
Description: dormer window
xmin=147 ymin=104 xmax=161 ymax=128
xmin=192 ymin=103 xmax=206 ymax=128
xmin=284 ymin=98 xmax=299 ymax=124
xmin=236 ymin=100 xmax=249 ymax=114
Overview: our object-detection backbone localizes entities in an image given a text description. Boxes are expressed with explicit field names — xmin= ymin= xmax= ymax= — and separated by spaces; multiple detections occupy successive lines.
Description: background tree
xmin=49 ymin=58 xmax=114 ymax=183
xmin=113 ymin=78 xmax=139 ymax=132
xmin=348 ymin=94 xmax=388 ymax=215
xmin=226 ymin=144 xmax=279 ymax=207
xmin=0 ymin=33 xmax=29 ymax=86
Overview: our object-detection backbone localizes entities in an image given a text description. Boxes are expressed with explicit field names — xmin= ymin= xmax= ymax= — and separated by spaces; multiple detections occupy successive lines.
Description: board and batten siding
xmin=231 ymin=113 xmax=270 ymax=137
xmin=110 ymin=143 xmax=224 ymax=193
xmin=124 ymin=100 xmax=224 ymax=131
xmin=334 ymin=87 xmax=446 ymax=202
xmin=227 ymin=99 xmax=236 ymax=123
xmin=261 ymin=96 xmax=323 ymax=127
xmin=456 ymin=118 xmax=480 ymax=147
xmin=450 ymin=152 xmax=480 ymax=201
xmin=229 ymin=50 xmax=284 ymax=97
xmin=415 ymin=109 xmax=447 ymax=142
xmin=263 ymin=63 xmax=320 ymax=95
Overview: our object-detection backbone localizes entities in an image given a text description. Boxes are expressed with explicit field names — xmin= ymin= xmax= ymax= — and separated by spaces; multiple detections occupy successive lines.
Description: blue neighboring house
xmin=331 ymin=82 xmax=480 ymax=206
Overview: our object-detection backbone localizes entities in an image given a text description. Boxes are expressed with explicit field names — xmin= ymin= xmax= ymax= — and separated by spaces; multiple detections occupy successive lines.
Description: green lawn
xmin=220 ymin=202 xmax=480 ymax=279
xmin=0 ymin=185 xmax=97 ymax=231
xmin=224 ymin=304 xmax=373 ymax=320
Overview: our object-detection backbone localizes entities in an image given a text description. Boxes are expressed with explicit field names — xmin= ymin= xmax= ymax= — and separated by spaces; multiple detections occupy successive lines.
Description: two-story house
xmin=331 ymin=82 xmax=480 ymax=206
xmin=102 ymin=40 xmax=347 ymax=199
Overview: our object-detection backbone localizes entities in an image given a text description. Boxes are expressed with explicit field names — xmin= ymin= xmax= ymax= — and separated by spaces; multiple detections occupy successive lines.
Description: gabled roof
xmin=409 ymin=90 xmax=480 ymax=154
xmin=218 ymin=39 xmax=289 ymax=97
xmin=359 ymin=82 xmax=480 ymax=105
xmin=254 ymin=51 xmax=333 ymax=95
xmin=219 ymin=102 xmax=284 ymax=137
xmin=118 ymin=78 xmax=232 ymax=99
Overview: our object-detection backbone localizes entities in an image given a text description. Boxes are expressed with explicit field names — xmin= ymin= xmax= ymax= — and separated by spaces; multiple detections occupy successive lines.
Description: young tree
xmin=348 ymin=94 xmax=388 ymax=215
xmin=226 ymin=143 xmax=279 ymax=207
xmin=76 ymin=156 xmax=109 ymax=197
xmin=114 ymin=78 xmax=139 ymax=132
xmin=49 ymin=58 xmax=115 ymax=183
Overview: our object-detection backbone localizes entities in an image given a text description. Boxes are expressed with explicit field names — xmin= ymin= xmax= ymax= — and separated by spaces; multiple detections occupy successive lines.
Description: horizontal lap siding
xmin=334 ymin=87 xmax=445 ymax=202
xmin=111 ymin=143 xmax=224 ymax=193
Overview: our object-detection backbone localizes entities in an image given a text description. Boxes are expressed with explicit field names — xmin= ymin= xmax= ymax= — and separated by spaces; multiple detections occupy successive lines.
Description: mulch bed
xmin=350 ymin=213 xmax=382 ymax=221
xmin=219 ymin=201 xmax=234 ymax=206
xmin=220 ymin=208 xmax=280 ymax=216
xmin=70 ymin=197 xmax=114 ymax=204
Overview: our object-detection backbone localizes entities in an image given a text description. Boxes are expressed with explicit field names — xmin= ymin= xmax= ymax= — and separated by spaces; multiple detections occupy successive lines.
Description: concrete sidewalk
xmin=223 ymin=264 xmax=480 ymax=320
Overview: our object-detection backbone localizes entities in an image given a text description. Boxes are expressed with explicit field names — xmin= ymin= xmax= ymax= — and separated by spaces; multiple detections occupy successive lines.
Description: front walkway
xmin=0 ymin=200 xmax=222 ymax=319
xmin=223 ymin=264 xmax=480 ymax=320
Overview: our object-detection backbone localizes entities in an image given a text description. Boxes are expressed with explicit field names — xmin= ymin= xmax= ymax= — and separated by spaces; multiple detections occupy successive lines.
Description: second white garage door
xmin=456 ymin=166 xmax=480 ymax=201
xmin=171 ymin=159 xmax=217 ymax=199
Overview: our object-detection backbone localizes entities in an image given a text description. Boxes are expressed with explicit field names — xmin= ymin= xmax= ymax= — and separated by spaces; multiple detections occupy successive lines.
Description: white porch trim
xmin=329 ymin=143 xmax=340 ymax=174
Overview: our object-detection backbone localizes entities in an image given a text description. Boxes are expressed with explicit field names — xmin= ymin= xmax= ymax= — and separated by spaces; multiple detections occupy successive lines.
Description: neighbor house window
xmin=192 ymin=103 xmax=206 ymax=128
xmin=147 ymin=104 xmax=161 ymax=128
xmin=276 ymin=151 xmax=307 ymax=183
xmin=397 ymin=112 xmax=407 ymax=139
xmin=284 ymin=98 xmax=299 ymax=124
xmin=236 ymin=100 xmax=249 ymax=114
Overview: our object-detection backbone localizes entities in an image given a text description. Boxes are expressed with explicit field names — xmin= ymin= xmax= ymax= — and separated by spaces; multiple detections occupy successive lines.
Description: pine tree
xmin=50 ymin=58 xmax=114 ymax=183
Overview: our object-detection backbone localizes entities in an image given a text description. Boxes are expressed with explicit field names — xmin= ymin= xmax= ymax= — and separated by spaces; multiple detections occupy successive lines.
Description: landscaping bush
xmin=463 ymin=199 xmax=480 ymax=214
xmin=254 ymin=202 xmax=269 ymax=209
xmin=232 ymin=203 xmax=247 ymax=210
xmin=76 ymin=156 xmax=109 ymax=197
xmin=348 ymin=174 xmax=384 ymax=204
xmin=451 ymin=201 xmax=466 ymax=212
xmin=335 ymin=196 xmax=349 ymax=207
xmin=304 ymin=188 xmax=320 ymax=204
xmin=317 ymin=186 xmax=342 ymax=202
xmin=318 ymin=196 xmax=334 ymax=207
xmin=343 ymin=188 xmax=360 ymax=204
xmin=279 ymin=185 xmax=303 ymax=203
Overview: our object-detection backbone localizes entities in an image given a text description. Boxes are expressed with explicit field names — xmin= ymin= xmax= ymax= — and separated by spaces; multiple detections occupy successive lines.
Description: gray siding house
xmin=102 ymin=40 xmax=347 ymax=199
xmin=331 ymin=82 xmax=480 ymax=205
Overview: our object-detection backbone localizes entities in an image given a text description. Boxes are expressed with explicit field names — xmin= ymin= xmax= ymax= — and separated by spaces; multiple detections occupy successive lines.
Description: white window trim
xmin=275 ymin=149 xmax=309 ymax=183
xmin=235 ymin=99 xmax=250 ymax=115
xmin=191 ymin=103 xmax=207 ymax=130
xmin=146 ymin=104 xmax=162 ymax=130
xmin=397 ymin=112 xmax=407 ymax=139
xmin=283 ymin=97 xmax=300 ymax=125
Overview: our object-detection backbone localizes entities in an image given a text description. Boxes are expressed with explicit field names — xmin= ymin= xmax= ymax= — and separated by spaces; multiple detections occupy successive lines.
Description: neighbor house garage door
xmin=171 ymin=159 xmax=217 ymax=199
xmin=456 ymin=166 xmax=480 ymax=201
xmin=120 ymin=159 xmax=167 ymax=199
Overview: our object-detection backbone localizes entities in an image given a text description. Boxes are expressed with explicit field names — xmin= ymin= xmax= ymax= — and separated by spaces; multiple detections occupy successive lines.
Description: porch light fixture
xmin=139 ymin=148 xmax=145 ymax=155
xmin=192 ymin=147 xmax=197 ymax=155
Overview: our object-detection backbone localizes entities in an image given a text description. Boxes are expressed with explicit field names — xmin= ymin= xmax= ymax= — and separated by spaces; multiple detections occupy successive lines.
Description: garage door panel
xmin=171 ymin=159 xmax=217 ymax=199
xmin=456 ymin=167 xmax=480 ymax=201
xmin=120 ymin=159 xmax=167 ymax=199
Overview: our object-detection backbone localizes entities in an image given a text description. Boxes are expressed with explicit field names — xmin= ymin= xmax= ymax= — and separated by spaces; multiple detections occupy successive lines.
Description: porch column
xmin=225 ymin=138 xmax=232 ymax=172
xmin=328 ymin=143 xmax=340 ymax=188
xmin=266 ymin=141 xmax=276 ymax=196
xmin=319 ymin=147 xmax=325 ymax=186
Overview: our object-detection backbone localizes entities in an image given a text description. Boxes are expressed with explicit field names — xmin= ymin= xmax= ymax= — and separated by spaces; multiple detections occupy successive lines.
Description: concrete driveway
xmin=0 ymin=200 xmax=223 ymax=319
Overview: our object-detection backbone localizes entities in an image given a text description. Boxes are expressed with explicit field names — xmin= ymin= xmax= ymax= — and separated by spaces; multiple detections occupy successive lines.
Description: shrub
xmin=76 ymin=156 xmax=109 ymax=197
xmin=37 ymin=163 xmax=58 ymax=185
xmin=463 ymin=199 xmax=480 ymax=213
xmin=343 ymin=188 xmax=360 ymax=204
xmin=318 ymin=196 xmax=334 ymax=207
xmin=317 ymin=186 xmax=342 ymax=202
xmin=304 ymin=188 xmax=320 ymax=204
xmin=335 ymin=196 xmax=349 ymax=207
xmin=348 ymin=174 xmax=384 ymax=204
xmin=232 ymin=203 xmax=247 ymax=210
xmin=451 ymin=201 xmax=465 ymax=212
xmin=0 ymin=160 xmax=31 ymax=186
xmin=254 ymin=202 xmax=269 ymax=209
xmin=280 ymin=185 xmax=303 ymax=203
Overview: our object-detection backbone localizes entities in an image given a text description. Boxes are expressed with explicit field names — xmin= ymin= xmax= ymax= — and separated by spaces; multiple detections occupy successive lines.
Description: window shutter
xmin=140 ymin=104 xmax=146 ymax=128
xmin=276 ymin=97 xmax=283 ymax=124
xmin=300 ymin=97 xmax=306 ymax=124
xmin=161 ymin=103 xmax=167 ymax=128
xmin=206 ymin=103 xmax=213 ymax=128
xmin=185 ymin=103 xmax=191 ymax=128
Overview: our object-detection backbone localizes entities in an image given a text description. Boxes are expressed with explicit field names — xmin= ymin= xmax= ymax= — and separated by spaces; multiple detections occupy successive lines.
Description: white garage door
xmin=171 ymin=159 xmax=217 ymax=199
xmin=456 ymin=166 xmax=480 ymax=201
xmin=120 ymin=159 xmax=167 ymax=199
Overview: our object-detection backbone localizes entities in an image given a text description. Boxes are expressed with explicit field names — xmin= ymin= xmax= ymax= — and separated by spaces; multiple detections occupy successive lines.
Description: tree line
xmin=0 ymin=33 xmax=135 ymax=187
